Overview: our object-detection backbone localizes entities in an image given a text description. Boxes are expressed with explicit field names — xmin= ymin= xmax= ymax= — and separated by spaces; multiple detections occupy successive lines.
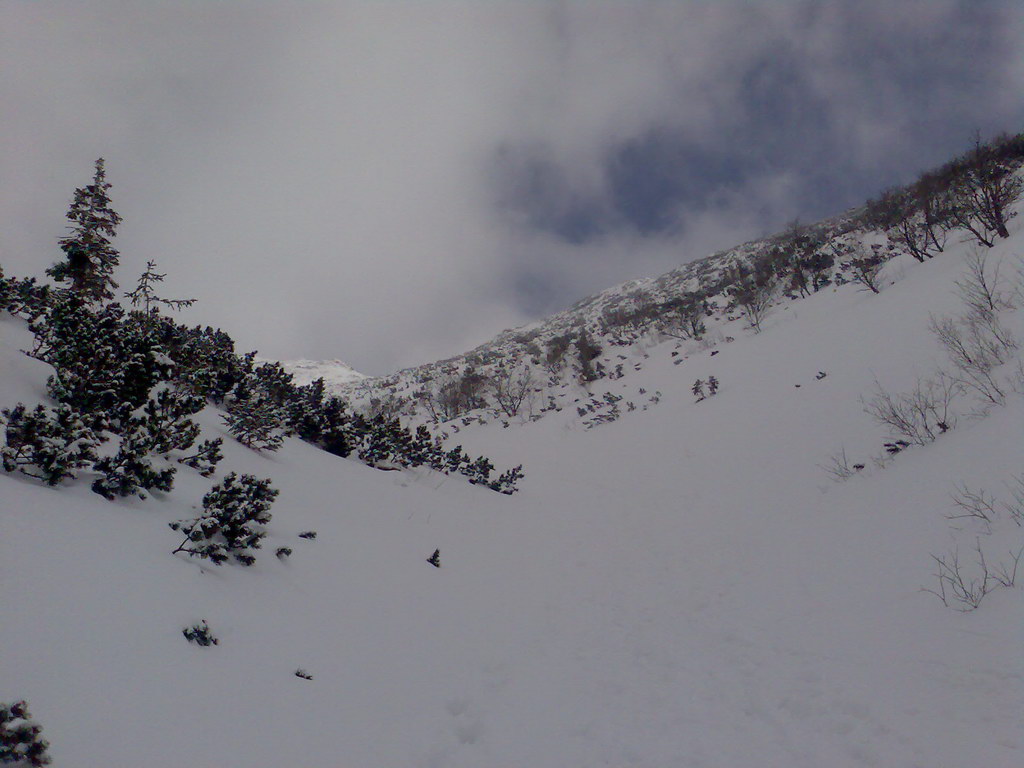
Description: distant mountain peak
xmin=273 ymin=358 xmax=367 ymax=388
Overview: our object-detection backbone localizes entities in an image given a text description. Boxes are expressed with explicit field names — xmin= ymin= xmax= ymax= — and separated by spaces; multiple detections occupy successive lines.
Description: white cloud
xmin=2 ymin=1 xmax=1021 ymax=373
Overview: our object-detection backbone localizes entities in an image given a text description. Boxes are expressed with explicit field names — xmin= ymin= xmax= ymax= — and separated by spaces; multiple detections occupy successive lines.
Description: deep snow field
xmin=2 ymin=224 xmax=1022 ymax=767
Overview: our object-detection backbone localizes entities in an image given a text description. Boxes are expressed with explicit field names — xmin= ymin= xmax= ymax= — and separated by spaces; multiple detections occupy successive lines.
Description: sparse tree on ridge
xmin=490 ymin=363 xmax=536 ymax=417
xmin=948 ymin=136 xmax=1023 ymax=246
xmin=47 ymin=158 xmax=122 ymax=303
xmin=125 ymin=260 xmax=196 ymax=322
xmin=727 ymin=260 xmax=777 ymax=333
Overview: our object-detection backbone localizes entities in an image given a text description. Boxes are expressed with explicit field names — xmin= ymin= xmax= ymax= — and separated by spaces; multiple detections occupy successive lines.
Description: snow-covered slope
xmin=320 ymin=208 xmax=866 ymax=421
xmin=3 ymin=218 xmax=1023 ymax=766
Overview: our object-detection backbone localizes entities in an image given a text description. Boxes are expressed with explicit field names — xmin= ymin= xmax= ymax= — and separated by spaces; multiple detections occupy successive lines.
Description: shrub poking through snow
xmin=1 ymin=403 xmax=99 ymax=485
xmin=297 ymin=530 xmax=317 ymax=540
xmin=0 ymin=700 xmax=51 ymax=766
xmin=489 ymin=464 xmax=525 ymax=495
xmin=182 ymin=620 xmax=218 ymax=647
xmin=177 ymin=437 xmax=224 ymax=478
xmin=427 ymin=549 xmax=441 ymax=568
xmin=276 ymin=547 xmax=292 ymax=560
xmin=294 ymin=669 xmax=313 ymax=680
xmin=170 ymin=472 xmax=278 ymax=566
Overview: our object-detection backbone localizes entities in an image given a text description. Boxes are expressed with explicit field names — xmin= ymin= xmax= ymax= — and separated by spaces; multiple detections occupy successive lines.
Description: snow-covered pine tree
xmin=137 ymin=386 xmax=203 ymax=455
xmin=170 ymin=473 xmax=278 ymax=566
xmin=47 ymin=158 xmax=121 ymax=303
xmin=1 ymin=403 xmax=100 ymax=485
xmin=91 ymin=427 xmax=176 ymax=500
xmin=464 ymin=455 xmax=495 ymax=486
xmin=27 ymin=297 xmax=173 ymax=428
xmin=489 ymin=464 xmax=524 ymax=494
xmin=0 ymin=700 xmax=51 ymax=766
xmin=222 ymin=398 xmax=285 ymax=452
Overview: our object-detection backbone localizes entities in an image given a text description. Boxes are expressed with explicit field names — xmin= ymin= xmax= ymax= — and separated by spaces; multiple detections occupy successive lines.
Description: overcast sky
xmin=3 ymin=1 xmax=1023 ymax=374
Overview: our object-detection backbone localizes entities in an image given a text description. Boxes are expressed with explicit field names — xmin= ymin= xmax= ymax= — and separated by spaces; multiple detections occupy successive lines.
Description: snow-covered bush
xmin=137 ymin=387 xmax=203 ymax=455
xmin=222 ymin=399 xmax=284 ymax=452
xmin=182 ymin=620 xmax=218 ymax=647
xmin=170 ymin=473 xmax=279 ymax=566
xmin=27 ymin=296 xmax=173 ymax=428
xmin=177 ymin=438 xmax=224 ymax=477
xmin=1 ymin=403 xmax=100 ymax=485
xmin=91 ymin=428 xmax=176 ymax=500
xmin=490 ymin=464 xmax=525 ymax=495
xmin=0 ymin=700 xmax=51 ymax=766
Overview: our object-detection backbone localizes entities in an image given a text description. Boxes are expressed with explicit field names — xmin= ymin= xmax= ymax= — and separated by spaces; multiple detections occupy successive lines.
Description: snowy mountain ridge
xmin=313 ymin=203 xmax=882 ymax=434
xmin=271 ymin=357 xmax=366 ymax=389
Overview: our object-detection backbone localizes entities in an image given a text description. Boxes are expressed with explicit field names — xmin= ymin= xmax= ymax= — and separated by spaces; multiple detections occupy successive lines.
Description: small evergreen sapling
xmin=692 ymin=379 xmax=705 ymax=401
xmin=427 ymin=549 xmax=441 ymax=568
xmin=707 ymin=375 xmax=719 ymax=396
xmin=0 ymin=700 xmax=51 ymax=766
xmin=124 ymin=260 xmax=196 ymax=319
xmin=170 ymin=473 xmax=279 ymax=565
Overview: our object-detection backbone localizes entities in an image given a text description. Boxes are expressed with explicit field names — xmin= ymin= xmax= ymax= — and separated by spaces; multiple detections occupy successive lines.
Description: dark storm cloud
xmin=2 ymin=1 xmax=1023 ymax=372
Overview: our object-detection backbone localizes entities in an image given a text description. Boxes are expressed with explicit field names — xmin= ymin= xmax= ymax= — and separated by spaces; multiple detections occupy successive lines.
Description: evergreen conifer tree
xmin=124 ymin=260 xmax=195 ymax=327
xmin=47 ymin=158 xmax=121 ymax=303
xmin=170 ymin=473 xmax=278 ymax=565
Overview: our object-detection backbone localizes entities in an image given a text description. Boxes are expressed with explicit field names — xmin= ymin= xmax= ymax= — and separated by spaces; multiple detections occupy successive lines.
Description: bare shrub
xmin=861 ymin=374 xmax=959 ymax=446
xmin=489 ymin=364 xmax=536 ymax=417
xmin=820 ymin=447 xmax=860 ymax=481
xmin=727 ymin=262 xmax=777 ymax=333
xmin=956 ymin=249 xmax=1014 ymax=318
xmin=658 ymin=294 xmax=708 ymax=340
xmin=948 ymin=483 xmax=1000 ymax=532
xmin=947 ymin=136 xmax=1023 ymax=246
xmin=923 ymin=539 xmax=1023 ymax=611
xmin=418 ymin=368 xmax=490 ymax=421
xmin=543 ymin=334 xmax=573 ymax=375
xmin=832 ymin=241 xmax=886 ymax=293
xmin=929 ymin=314 xmax=1012 ymax=406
